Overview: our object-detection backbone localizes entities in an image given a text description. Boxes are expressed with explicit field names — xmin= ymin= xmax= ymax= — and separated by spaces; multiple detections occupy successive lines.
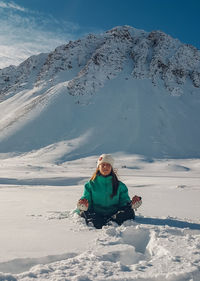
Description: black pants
xmin=80 ymin=202 xmax=135 ymax=229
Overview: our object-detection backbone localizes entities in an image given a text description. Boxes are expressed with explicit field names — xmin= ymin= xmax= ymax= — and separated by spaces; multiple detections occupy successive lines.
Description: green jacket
xmin=80 ymin=175 xmax=131 ymax=216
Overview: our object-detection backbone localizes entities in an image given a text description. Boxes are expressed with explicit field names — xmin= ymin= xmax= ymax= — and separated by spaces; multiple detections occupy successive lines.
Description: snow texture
xmin=0 ymin=153 xmax=200 ymax=280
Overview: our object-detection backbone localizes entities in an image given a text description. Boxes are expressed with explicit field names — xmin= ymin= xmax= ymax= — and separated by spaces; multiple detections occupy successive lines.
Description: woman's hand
xmin=131 ymin=195 xmax=142 ymax=210
xmin=77 ymin=198 xmax=89 ymax=211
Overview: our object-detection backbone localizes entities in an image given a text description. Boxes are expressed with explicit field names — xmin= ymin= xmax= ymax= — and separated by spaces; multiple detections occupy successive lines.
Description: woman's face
xmin=99 ymin=162 xmax=112 ymax=176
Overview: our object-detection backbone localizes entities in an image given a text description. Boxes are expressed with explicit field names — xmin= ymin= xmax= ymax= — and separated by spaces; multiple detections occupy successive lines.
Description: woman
xmin=77 ymin=154 xmax=142 ymax=229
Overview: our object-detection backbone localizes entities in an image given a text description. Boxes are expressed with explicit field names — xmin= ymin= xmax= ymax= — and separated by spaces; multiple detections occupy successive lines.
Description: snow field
xmin=0 ymin=152 xmax=200 ymax=280
xmin=2 ymin=219 xmax=200 ymax=280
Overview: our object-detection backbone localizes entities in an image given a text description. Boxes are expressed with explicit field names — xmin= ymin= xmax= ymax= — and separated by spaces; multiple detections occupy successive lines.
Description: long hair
xmin=90 ymin=168 xmax=119 ymax=198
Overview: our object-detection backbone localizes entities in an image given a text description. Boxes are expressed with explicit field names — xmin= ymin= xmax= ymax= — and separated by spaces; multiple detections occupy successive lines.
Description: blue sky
xmin=0 ymin=0 xmax=199 ymax=68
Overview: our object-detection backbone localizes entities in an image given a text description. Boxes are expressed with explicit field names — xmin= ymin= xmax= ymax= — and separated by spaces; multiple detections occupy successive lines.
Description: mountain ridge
xmin=1 ymin=25 xmax=200 ymax=99
xmin=0 ymin=25 xmax=200 ymax=159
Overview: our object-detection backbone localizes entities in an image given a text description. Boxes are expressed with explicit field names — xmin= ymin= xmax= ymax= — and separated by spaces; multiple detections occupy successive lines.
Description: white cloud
xmin=0 ymin=1 xmax=26 ymax=12
xmin=0 ymin=1 xmax=80 ymax=69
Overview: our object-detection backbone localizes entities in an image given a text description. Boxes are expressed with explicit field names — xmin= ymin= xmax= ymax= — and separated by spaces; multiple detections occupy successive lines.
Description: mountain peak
xmin=0 ymin=25 xmax=200 ymax=99
xmin=0 ymin=26 xmax=200 ymax=158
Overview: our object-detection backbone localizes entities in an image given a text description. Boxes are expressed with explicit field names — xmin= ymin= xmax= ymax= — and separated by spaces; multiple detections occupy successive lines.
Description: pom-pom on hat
xmin=97 ymin=154 xmax=114 ymax=168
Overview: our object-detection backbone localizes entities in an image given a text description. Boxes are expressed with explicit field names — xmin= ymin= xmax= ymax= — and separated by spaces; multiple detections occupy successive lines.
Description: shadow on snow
xmin=0 ymin=177 xmax=88 ymax=186
xmin=136 ymin=216 xmax=200 ymax=230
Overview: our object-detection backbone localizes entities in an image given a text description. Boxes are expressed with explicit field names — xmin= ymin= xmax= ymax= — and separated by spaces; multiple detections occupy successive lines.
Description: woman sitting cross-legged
xmin=76 ymin=154 xmax=142 ymax=229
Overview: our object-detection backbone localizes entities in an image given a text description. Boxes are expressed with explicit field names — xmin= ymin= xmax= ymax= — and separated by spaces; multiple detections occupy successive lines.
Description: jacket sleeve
xmin=80 ymin=182 xmax=92 ymax=207
xmin=119 ymin=182 xmax=131 ymax=207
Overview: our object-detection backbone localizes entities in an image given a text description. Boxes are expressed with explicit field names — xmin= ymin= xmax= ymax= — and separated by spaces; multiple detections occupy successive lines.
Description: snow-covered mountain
xmin=0 ymin=25 xmax=200 ymax=159
xmin=0 ymin=26 xmax=200 ymax=280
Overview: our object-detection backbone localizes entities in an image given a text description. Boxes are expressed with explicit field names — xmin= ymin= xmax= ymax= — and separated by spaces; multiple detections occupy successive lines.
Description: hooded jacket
xmin=80 ymin=174 xmax=131 ymax=216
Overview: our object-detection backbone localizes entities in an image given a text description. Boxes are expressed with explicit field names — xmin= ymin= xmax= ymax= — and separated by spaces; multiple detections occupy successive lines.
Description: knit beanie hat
xmin=97 ymin=154 xmax=114 ymax=168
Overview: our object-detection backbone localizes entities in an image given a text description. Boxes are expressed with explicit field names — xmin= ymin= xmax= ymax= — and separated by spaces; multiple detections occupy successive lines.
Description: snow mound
xmin=1 ymin=220 xmax=199 ymax=281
